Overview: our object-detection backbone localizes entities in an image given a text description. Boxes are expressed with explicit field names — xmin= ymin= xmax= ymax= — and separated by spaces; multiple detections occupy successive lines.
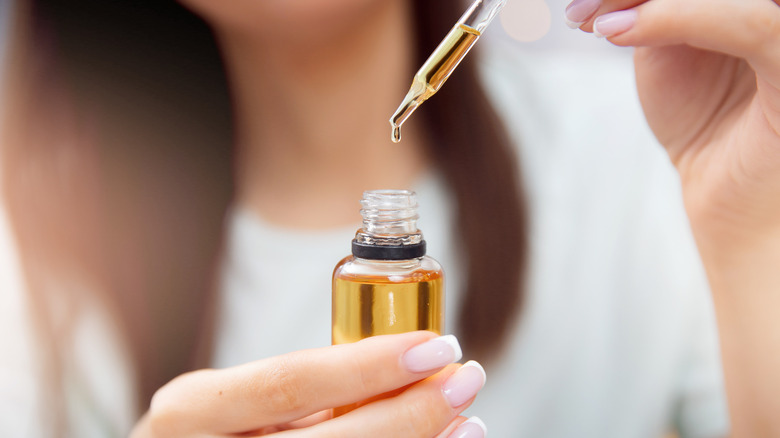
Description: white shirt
xmin=213 ymin=43 xmax=729 ymax=438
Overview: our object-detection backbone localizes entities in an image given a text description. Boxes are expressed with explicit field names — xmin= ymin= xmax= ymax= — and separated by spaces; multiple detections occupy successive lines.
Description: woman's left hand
xmin=567 ymin=1 xmax=780 ymax=436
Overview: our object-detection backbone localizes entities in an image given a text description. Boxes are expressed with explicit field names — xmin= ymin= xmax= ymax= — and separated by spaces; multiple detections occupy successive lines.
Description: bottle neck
xmin=352 ymin=190 xmax=426 ymax=260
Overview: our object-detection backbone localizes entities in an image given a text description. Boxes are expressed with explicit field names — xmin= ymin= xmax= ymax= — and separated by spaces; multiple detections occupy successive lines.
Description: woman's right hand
xmin=129 ymin=331 xmax=487 ymax=438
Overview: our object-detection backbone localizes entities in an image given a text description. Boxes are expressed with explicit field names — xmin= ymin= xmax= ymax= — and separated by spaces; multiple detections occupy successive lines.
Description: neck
xmin=214 ymin=1 xmax=428 ymax=229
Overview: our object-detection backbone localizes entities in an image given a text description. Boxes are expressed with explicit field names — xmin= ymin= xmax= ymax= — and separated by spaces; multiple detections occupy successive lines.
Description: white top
xmin=214 ymin=43 xmax=728 ymax=438
xmin=0 ymin=29 xmax=728 ymax=438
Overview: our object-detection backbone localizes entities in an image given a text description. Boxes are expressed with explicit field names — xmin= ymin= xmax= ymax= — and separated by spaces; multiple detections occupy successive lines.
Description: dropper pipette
xmin=389 ymin=0 xmax=507 ymax=143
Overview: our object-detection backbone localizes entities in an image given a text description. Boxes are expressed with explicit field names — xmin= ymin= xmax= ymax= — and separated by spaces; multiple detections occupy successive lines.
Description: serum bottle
xmin=332 ymin=190 xmax=445 ymax=345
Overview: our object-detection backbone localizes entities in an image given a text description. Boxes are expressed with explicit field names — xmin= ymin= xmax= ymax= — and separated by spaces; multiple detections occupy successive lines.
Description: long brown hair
xmin=4 ymin=0 xmax=526 ymax=418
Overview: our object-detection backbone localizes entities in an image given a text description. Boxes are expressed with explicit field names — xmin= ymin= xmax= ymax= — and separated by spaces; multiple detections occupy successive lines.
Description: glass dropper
xmin=389 ymin=0 xmax=508 ymax=143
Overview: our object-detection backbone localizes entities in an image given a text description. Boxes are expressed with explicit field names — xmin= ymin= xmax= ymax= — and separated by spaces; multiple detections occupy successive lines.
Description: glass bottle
xmin=332 ymin=190 xmax=445 ymax=345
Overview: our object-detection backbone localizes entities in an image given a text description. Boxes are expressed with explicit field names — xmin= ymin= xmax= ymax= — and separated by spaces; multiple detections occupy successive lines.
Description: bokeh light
xmin=499 ymin=0 xmax=552 ymax=42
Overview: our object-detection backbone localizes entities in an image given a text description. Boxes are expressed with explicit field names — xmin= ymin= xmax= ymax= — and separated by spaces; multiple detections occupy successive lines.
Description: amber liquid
xmin=390 ymin=24 xmax=481 ymax=143
xmin=417 ymin=23 xmax=481 ymax=94
xmin=332 ymin=273 xmax=444 ymax=344
xmin=331 ymin=261 xmax=444 ymax=416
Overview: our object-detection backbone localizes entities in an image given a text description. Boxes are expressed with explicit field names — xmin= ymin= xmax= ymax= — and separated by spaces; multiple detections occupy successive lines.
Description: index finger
xmin=147 ymin=331 xmax=462 ymax=435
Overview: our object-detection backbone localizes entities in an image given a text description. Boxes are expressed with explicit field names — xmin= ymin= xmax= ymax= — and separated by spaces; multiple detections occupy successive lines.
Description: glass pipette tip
xmin=389 ymin=0 xmax=507 ymax=143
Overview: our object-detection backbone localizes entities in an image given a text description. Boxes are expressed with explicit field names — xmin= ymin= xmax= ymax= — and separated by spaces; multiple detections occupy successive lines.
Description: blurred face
xmin=179 ymin=0 xmax=396 ymax=43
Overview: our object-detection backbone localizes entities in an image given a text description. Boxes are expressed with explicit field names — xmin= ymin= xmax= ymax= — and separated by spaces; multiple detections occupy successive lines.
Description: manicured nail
xmin=593 ymin=10 xmax=638 ymax=38
xmin=442 ymin=360 xmax=486 ymax=408
xmin=448 ymin=416 xmax=488 ymax=438
xmin=564 ymin=0 xmax=602 ymax=29
xmin=402 ymin=335 xmax=462 ymax=373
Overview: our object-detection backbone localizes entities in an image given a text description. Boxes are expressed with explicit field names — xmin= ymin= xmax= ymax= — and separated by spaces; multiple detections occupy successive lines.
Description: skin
xmin=180 ymin=0 xmax=429 ymax=229
xmin=132 ymin=0 xmax=780 ymax=436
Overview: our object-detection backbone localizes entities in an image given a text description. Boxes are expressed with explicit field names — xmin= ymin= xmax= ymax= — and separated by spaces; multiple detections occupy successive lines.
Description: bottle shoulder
xmin=333 ymin=255 xmax=443 ymax=283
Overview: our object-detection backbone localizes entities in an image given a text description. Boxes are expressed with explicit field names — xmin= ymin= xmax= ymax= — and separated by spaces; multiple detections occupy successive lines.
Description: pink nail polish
xmin=448 ymin=417 xmax=488 ymax=438
xmin=564 ymin=0 xmax=602 ymax=29
xmin=593 ymin=10 xmax=638 ymax=38
xmin=442 ymin=361 xmax=486 ymax=408
xmin=402 ymin=335 xmax=462 ymax=373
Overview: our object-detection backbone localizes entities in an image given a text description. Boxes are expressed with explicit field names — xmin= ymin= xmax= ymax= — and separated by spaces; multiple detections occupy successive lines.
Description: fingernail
xmin=593 ymin=10 xmax=638 ymax=38
xmin=448 ymin=416 xmax=488 ymax=438
xmin=564 ymin=0 xmax=602 ymax=29
xmin=442 ymin=360 xmax=486 ymax=408
xmin=402 ymin=335 xmax=462 ymax=373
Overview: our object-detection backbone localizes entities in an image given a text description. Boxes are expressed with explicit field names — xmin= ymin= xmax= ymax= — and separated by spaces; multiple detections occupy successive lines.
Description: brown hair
xmin=4 ymin=0 xmax=526 ymax=417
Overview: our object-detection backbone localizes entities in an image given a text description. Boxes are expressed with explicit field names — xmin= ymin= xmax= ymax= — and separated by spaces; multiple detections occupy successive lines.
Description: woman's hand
xmin=567 ymin=1 xmax=780 ymax=435
xmin=567 ymin=0 xmax=780 ymax=241
xmin=129 ymin=332 xmax=487 ymax=438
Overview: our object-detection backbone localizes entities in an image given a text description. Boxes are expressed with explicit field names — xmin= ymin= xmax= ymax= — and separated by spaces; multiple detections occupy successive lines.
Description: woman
xmin=2 ymin=0 xmax=779 ymax=436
